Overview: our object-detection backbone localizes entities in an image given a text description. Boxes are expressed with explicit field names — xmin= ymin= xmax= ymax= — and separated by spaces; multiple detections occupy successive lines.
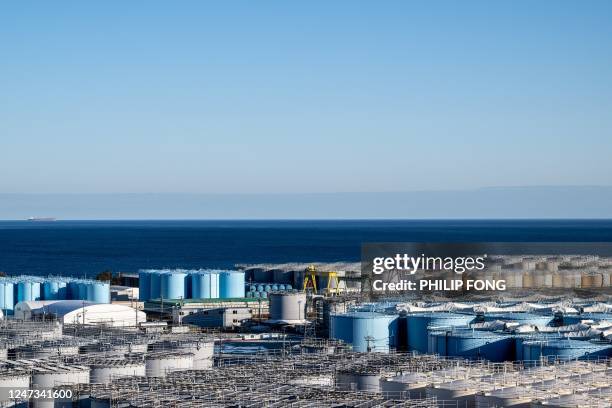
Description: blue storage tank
xmin=264 ymin=284 xmax=272 ymax=293
xmin=138 ymin=271 xmax=151 ymax=301
xmin=67 ymin=280 xmax=80 ymax=300
xmin=184 ymin=272 xmax=192 ymax=299
xmin=278 ymin=284 xmax=286 ymax=291
xmin=191 ymin=271 xmax=220 ymax=299
xmin=77 ymin=282 xmax=88 ymax=300
xmin=522 ymin=339 xmax=612 ymax=363
xmin=285 ymin=284 xmax=292 ymax=290
xmin=562 ymin=313 xmax=612 ymax=325
xmin=406 ymin=313 xmax=475 ymax=353
xmin=257 ymin=285 xmax=265 ymax=292
xmin=161 ymin=271 xmax=187 ymax=300
xmin=16 ymin=280 xmax=42 ymax=302
xmin=87 ymin=282 xmax=110 ymax=303
xmin=330 ymin=312 xmax=398 ymax=353
xmin=483 ymin=312 xmax=552 ymax=328
xmin=271 ymin=284 xmax=279 ymax=291
xmin=0 ymin=281 xmax=14 ymax=313
xmin=150 ymin=271 xmax=162 ymax=300
xmin=220 ymin=271 xmax=245 ymax=298
xmin=43 ymin=280 xmax=68 ymax=300
xmin=514 ymin=333 xmax=562 ymax=361
xmin=427 ymin=328 xmax=514 ymax=362
xmin=260 ymin=291 xmax=268 ymax=299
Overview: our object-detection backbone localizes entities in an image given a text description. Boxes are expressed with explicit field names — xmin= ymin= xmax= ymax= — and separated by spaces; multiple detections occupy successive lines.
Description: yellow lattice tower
xmin=303 ymin=265 xmax=341 ymax=295
xmin=303 ymin=265 xmax=318 ymax=293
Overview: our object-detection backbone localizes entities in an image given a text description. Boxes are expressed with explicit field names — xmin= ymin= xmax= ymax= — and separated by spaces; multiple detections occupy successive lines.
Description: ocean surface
xmin=1 ymin=220 xmax=612 ymax=277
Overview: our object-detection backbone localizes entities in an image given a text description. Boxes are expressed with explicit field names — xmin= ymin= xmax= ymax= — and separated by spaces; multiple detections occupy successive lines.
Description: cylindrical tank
xmin=483 ymin=312 xmax=552 ymax=328
xmin=427 ymin=328 xmax=514 ymax=362
xmin=42 ymin=280 xmax=68 ymax=300
xmin=90 ymin=361 xmax=146 ymax=383
xmin=336 ymin=370 xmax=380 ymax=392
xmin=151 ymin=340 xmax=214 ymax=370
xmin=330 ymin=312 xmax=398 ymax=353
xmin=0 ymin=281 xmax=15 ymax=313
xmin=380 ymin=373 xmax=429 ymax=399
xmin=31 ymin=366 xmax=90 ymax=408
xmin=219 ymin=271 xmax=245 ymax=298
xmin=522 ymin=339 xmax=612 ymax=363
xmin=16 ymin=280 xmax=42 ymax=302
xmin=269 ymin=292 xmax=307 ymax=321
xmin=406 ymin=313 xmax=475 ymax=353
xmin=138 ymin=271 xmax=151 ymax=301
xmin=68 ymin=281 xmax=80 ymax=300
xmin=161 ymin=271 xmax=187 ymax=300
xmin=77 ymin=282 xmax=88 ymax=300
xmin=192 ymin=271 xmax=220 ymax=299
xmin=581 ymin=272 xmax=604 ymax=288
xmin=0 ymin=371 xmax=30 ymax=406
xmin=88 ymin=282 xmax=110 ymax=303
xmin=150 ymin=271 xmax=162 ymax=299
xmin=145 ymin=352 xmax=194 ymax=377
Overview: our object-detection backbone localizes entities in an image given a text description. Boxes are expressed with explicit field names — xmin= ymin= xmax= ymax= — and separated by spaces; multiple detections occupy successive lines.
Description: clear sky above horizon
xmin=1 ymin=1 xmax=611 ymax=194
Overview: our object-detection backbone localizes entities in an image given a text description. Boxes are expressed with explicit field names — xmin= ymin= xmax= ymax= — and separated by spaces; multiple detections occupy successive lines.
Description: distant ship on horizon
xmin=27 ymin=217 xmax=57 ymax=221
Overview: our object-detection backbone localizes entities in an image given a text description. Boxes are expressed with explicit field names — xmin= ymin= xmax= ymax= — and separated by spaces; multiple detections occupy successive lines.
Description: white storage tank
xmin=90 ymin=360 xmax=146 ymax=383
xmin=31 ymin=365 xmax=89 ymax=408
xmin=0 ymin=370 xmax=30 ymax=406
xmin=336 ymin=370 xmax=380 ymax=392
xmin=268 ymin=292 xmax=307 ymax=322
xmin=150 ymin=339 xmax=214 ymax=370
xmin=145 ymin=352 xmax=194 ymax=377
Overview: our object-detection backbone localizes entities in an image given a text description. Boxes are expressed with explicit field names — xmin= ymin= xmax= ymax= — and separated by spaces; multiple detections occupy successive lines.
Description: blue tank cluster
xmin=330 ymin=311 xmax=399 ymax=352
xmin=245 ymin=282 xmax=293 ymax=298
xmin=0 ymin=276 xmax=110 ymax=314
xmin=406 ymin=313 xmax=476 ymax=353
xmin=138 ymin=269 xmax=246 ymax=301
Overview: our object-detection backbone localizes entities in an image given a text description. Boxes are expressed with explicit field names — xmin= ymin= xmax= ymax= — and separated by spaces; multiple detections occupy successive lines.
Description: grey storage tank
xmin=268 ymin=292 xmax=307 ymax=322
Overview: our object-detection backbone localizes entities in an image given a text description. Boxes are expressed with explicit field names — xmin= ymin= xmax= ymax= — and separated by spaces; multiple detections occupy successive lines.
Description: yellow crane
xmin=303 ymin=265 xmax=340 ymax=295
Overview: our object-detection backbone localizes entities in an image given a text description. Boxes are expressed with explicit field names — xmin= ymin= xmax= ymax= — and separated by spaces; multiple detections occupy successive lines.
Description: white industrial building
xmin=14 ymin=300 xmax=146 ymax=327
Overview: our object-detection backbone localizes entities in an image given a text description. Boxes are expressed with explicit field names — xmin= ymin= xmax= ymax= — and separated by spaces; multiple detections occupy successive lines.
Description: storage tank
xmin=42 ymin=280 xmax=68 ymax=300
xmin=380 ymin=374 xmax=425 ymax=399
xmin=145 ymin=352 xmax=194 ymax=377
xmin=150 ymin=340 xmax=214 ymax=370
xmin=563 ymin=313 xmax=612 ymax=325
xmin=483 ymin=312 xmax=552 ymax=328
xmin=522 ymin=339 xmax=612 ymax=362
xmin=31 ymin=365 xmax=90 ymax=408
xmin=161 ymin=271 xmax=187 ymax=300
xmin=330 ymin=312 xmax=398 ymax=353
xmin=427 ymin=328 xmax=514 ymax=362
xmin=88 ymin=282 xmax=110 ymax=303
xmin=336 ymin=370 xmax=380 ymax=392
xmin=138 ymin=271 xmax=150 ymax=301
xmin=0 ymin=280 xmax=15 ymax=314
xmin=581 ymin=272 xmax=604 ymax=288
xmin=90 ymin=360 xmax=146 ymax=383
xmin=16 ymin=280 xmax=42 ymax=302
xmin=67 ymin=281 xmax=80 ymax=300
xmin=149 ymin=271 xmax=162 ymax=299
xmin=77 ymin=281 xmax=88 ymax=300
xmin=0 ymin=370 xmax=30 ymax=406
xmin=192 ymin=271 xmax=220 ymax=299
xmin=219 ymin=271 xmax=245 ymax=298
xmin=406 ymin=312 xmax=475 ymax=353
xmin=269 ymin=292 xmax=307 ymax=321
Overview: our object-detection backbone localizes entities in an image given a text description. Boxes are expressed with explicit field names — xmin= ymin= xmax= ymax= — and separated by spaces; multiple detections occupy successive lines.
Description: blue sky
xmin=1 ymin=1 xmax=611 ymax=194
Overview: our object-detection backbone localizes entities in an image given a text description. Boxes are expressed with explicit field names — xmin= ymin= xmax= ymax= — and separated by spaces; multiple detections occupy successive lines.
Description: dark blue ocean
xmin=1 ymin=220 xmax=612 ymax=277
